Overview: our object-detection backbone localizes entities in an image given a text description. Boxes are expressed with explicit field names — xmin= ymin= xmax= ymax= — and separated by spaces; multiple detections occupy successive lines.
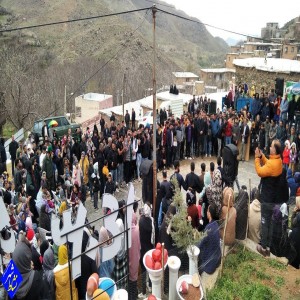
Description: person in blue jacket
xmin=197 ymin=204 xmax=221 ymax=274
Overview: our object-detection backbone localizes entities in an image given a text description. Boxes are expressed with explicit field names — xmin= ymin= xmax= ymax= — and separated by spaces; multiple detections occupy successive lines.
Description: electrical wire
xmin=0 ymin=7 xmax=151 ymax=33
xmin=156 ymin=7 xmax=290 ymax=45
xmin=3 ymin=8 xmax=151 ymax=147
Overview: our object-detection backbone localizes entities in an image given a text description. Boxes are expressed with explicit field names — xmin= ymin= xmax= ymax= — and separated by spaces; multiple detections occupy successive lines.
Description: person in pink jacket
xmin=128 ymin=212 xmax=141 ymax=300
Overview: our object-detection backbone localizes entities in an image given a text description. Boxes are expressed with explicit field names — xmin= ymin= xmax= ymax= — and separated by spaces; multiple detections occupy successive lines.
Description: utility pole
xmin=152 ymin=5 xmax=157 ymax=216
xmin=64 ymin=85 xmax=67 ymax=116
xmin=122 ymin=74 xmax=126 ymax=120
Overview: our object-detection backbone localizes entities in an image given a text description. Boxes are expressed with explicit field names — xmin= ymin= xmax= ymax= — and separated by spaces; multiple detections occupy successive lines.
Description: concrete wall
xmin=75 ymin=96 xmax=113 ymax=124
xmin=234 ymin=66 xmax=300 ymax=92
xmin=282 ymin=44 xmax=300 ymax=60
xmin=200 ymin=71 xmax=235 ymax=90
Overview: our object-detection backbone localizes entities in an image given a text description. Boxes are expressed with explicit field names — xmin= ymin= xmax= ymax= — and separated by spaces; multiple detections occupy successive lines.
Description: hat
xmin=47 ymin=145 xmax=53 ymax=153
xmin=108 ymin=172 xmax=112 ymax=177
xmin=58 ymin=244 xmax=68 ymax=265
xmin=26 ymin=229 xmax=35 ymax=241
xmin=81 ymin=151 xmax=85 ymax=156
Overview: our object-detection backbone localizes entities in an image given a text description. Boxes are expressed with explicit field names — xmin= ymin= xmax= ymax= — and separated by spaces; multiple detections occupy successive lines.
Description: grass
xmin=2 ymin=122 xmax=17 ymax=139
xmin=206 ymin=246 xmax=287 ymax=300
xmin=275 ymin=276 xmax=285 ymax=287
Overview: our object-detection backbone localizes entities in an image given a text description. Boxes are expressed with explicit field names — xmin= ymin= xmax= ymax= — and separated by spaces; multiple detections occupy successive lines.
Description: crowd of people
xmin=0 ymin=85 xmax=300 ymax=300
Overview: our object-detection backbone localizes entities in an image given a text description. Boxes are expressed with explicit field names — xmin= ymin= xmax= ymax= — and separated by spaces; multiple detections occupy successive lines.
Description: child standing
xmin=104 ymin=173 xmax=116 ymax=195
xmin=283 ymin=140 xmax=290 ymax=171
xmin=92 ymin=173 xmax=101 ymax=210
xmin=289 ymin=142 xmax=297 ymax=175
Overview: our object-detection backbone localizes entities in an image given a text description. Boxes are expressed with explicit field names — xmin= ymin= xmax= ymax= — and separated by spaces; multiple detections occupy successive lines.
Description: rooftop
xmin=172 ymin=72 xmax=199 ymax=78
xmin=81 ymin=93 xmax=112 ymax=102
xmin=200 ymin=68 xmax=236 ymax=73
xmin=233 ymin=57 xmax=300 ymax=73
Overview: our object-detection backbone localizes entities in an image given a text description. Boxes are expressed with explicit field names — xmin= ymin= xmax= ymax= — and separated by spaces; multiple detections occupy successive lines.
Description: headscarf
xmin=59 ymin=201 xmax=67 ymax=215
xmin=199 ymin=172 xmax=211 ymax=199
xmin=116 ymin=218 xmax=125 ymax=258
xmin=96 ymin=226 xmax=110 ymax=267
xmin=222 ymin=187 xmax=234 ymax=207
xmin=143 ymin=203 xmax=155 ymax=245
xmin=12 ymin=241 xmax=35 ymax=299
xmin=25 ymin=216 xmax=33 ymax=230
xmin=43 ymin=247 xmax=55 ymax=283
xmin=58 ymin=244 xmax=68 ymax=265
xmin=206 ymin=169 xmax=223 ymax=215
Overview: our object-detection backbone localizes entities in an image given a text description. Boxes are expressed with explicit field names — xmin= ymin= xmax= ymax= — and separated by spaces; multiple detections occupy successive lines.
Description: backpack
xmin=222 ymin=144 xmax=239 ymax=187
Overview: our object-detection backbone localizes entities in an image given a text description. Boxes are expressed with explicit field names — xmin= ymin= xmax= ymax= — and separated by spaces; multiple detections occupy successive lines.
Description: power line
xmin=156 ymin=7 xmax=285 ymax=44
xmin=47 ymin=8 xmax=151 ymax=118
xmin=3 ymin=8 xmax=151 ymax=147
xmin=0 ymin=7 xmax=151 ymax=33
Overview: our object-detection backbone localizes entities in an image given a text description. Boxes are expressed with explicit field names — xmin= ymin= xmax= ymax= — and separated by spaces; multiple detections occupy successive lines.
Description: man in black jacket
xmin=185 ymin=162 xmax=202 ymax=194
xmin=131 ymin=108 xmax=136 ymax=129
xmin=125 ymin=110 xmax=130 ymax=129
xmin=9 ymin=135 xmax=19 ymax=176
xmin=0 ymin=138 xmax=7 ymax=174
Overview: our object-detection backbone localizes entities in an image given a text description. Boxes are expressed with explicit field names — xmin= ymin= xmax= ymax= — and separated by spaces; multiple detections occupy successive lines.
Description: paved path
xmin=86 ymin=156 xmax=261 ymax=228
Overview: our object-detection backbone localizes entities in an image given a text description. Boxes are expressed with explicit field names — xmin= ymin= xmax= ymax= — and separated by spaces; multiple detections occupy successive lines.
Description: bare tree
xmin=0 ymin=45 xmax=42 ymax=129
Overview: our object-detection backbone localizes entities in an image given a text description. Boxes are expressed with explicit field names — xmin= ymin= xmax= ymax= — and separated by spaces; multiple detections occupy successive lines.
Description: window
xmin=60 ymin=117 xmax=69 ymax=126
xmin=33 ymin=121 xmax=43 ymax=133
xmin=291 ymin=47 xmax=294 ymax=53
xmin=75 ymin=106 xmax=82 ymax=117
xmin=285 ymin=47 xmax=288 ymax=53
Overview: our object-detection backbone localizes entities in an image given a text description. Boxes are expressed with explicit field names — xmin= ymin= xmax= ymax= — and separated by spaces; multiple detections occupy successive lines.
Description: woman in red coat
xmin=282 ymin=140 xmax=290 ymax=171
xmin=224 ymin=118 xmax=233 ymax=145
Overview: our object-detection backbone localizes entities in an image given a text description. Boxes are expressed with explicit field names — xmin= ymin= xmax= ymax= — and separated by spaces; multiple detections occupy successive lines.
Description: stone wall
xmin=235 ymin=66 xmax=300 ymax=92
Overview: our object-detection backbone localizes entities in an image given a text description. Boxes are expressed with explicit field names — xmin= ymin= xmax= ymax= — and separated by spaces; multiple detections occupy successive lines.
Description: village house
xmin=233 ymin=57 xmax=300 ymax=93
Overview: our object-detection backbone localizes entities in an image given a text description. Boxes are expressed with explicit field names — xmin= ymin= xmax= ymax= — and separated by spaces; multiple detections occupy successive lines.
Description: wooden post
xmin=220 ymin=195 xmax=231 ymax=276
xmin=244 ymin=179 xmax=251 ymax=251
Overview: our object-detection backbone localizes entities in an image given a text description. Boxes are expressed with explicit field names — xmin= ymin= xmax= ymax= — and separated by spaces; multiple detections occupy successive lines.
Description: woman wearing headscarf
xmin=24 ymin=160 xmax=39 ymax=224
xmin=39 ymin=204 xmax=51 ymax=232
xmin=12 ymin=234 xmax=45 ymax=300
xmin=43 ymin=246 xmax=56 ymax=300
xmin=128 ymin=212 xmax=140 ymax=300
xmin=138 ymin=203 xmax=154 ymax=298
xmin=97 ymin=227 xmax=115 ymax=278
xmin=113 ymin=219 xmax=127 ymax=289
xmin=53 ymin=244 xmax=78 ymax=300
xmin=199 ymin=172 xmax=212 ymax=227
xmin=75 ymin=228 xmax=98 ymax=300
xmin=206 ymin=169 xmax=223 ymax=218
xmin=219 ymin=187 xmax=237 ymax=246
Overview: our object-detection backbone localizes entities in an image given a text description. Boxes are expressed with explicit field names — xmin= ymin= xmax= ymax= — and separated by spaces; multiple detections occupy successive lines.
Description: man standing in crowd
xmin=131 ymin=108 xmax=136 ymax=130
xmin=255 ymin=139 xmax=282 ymax=257
xmin=240 ymin=118 xmax=250 ymax=161
xmin=9 ymin=135 xmax=18 ymax=176
xmin=125 ymin=110 xmax=130 ymax=129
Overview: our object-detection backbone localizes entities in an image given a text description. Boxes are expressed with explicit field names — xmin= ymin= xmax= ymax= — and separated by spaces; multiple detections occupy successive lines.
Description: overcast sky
xmin=162 ymin=0 xmax=299 ymax=41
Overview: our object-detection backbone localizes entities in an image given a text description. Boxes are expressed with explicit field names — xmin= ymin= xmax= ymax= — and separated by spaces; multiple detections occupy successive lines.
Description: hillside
xmin=281 ymin=15 xmax=300 ymax=40
xmin=0 ymin=0 xmax=229 ymax=127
